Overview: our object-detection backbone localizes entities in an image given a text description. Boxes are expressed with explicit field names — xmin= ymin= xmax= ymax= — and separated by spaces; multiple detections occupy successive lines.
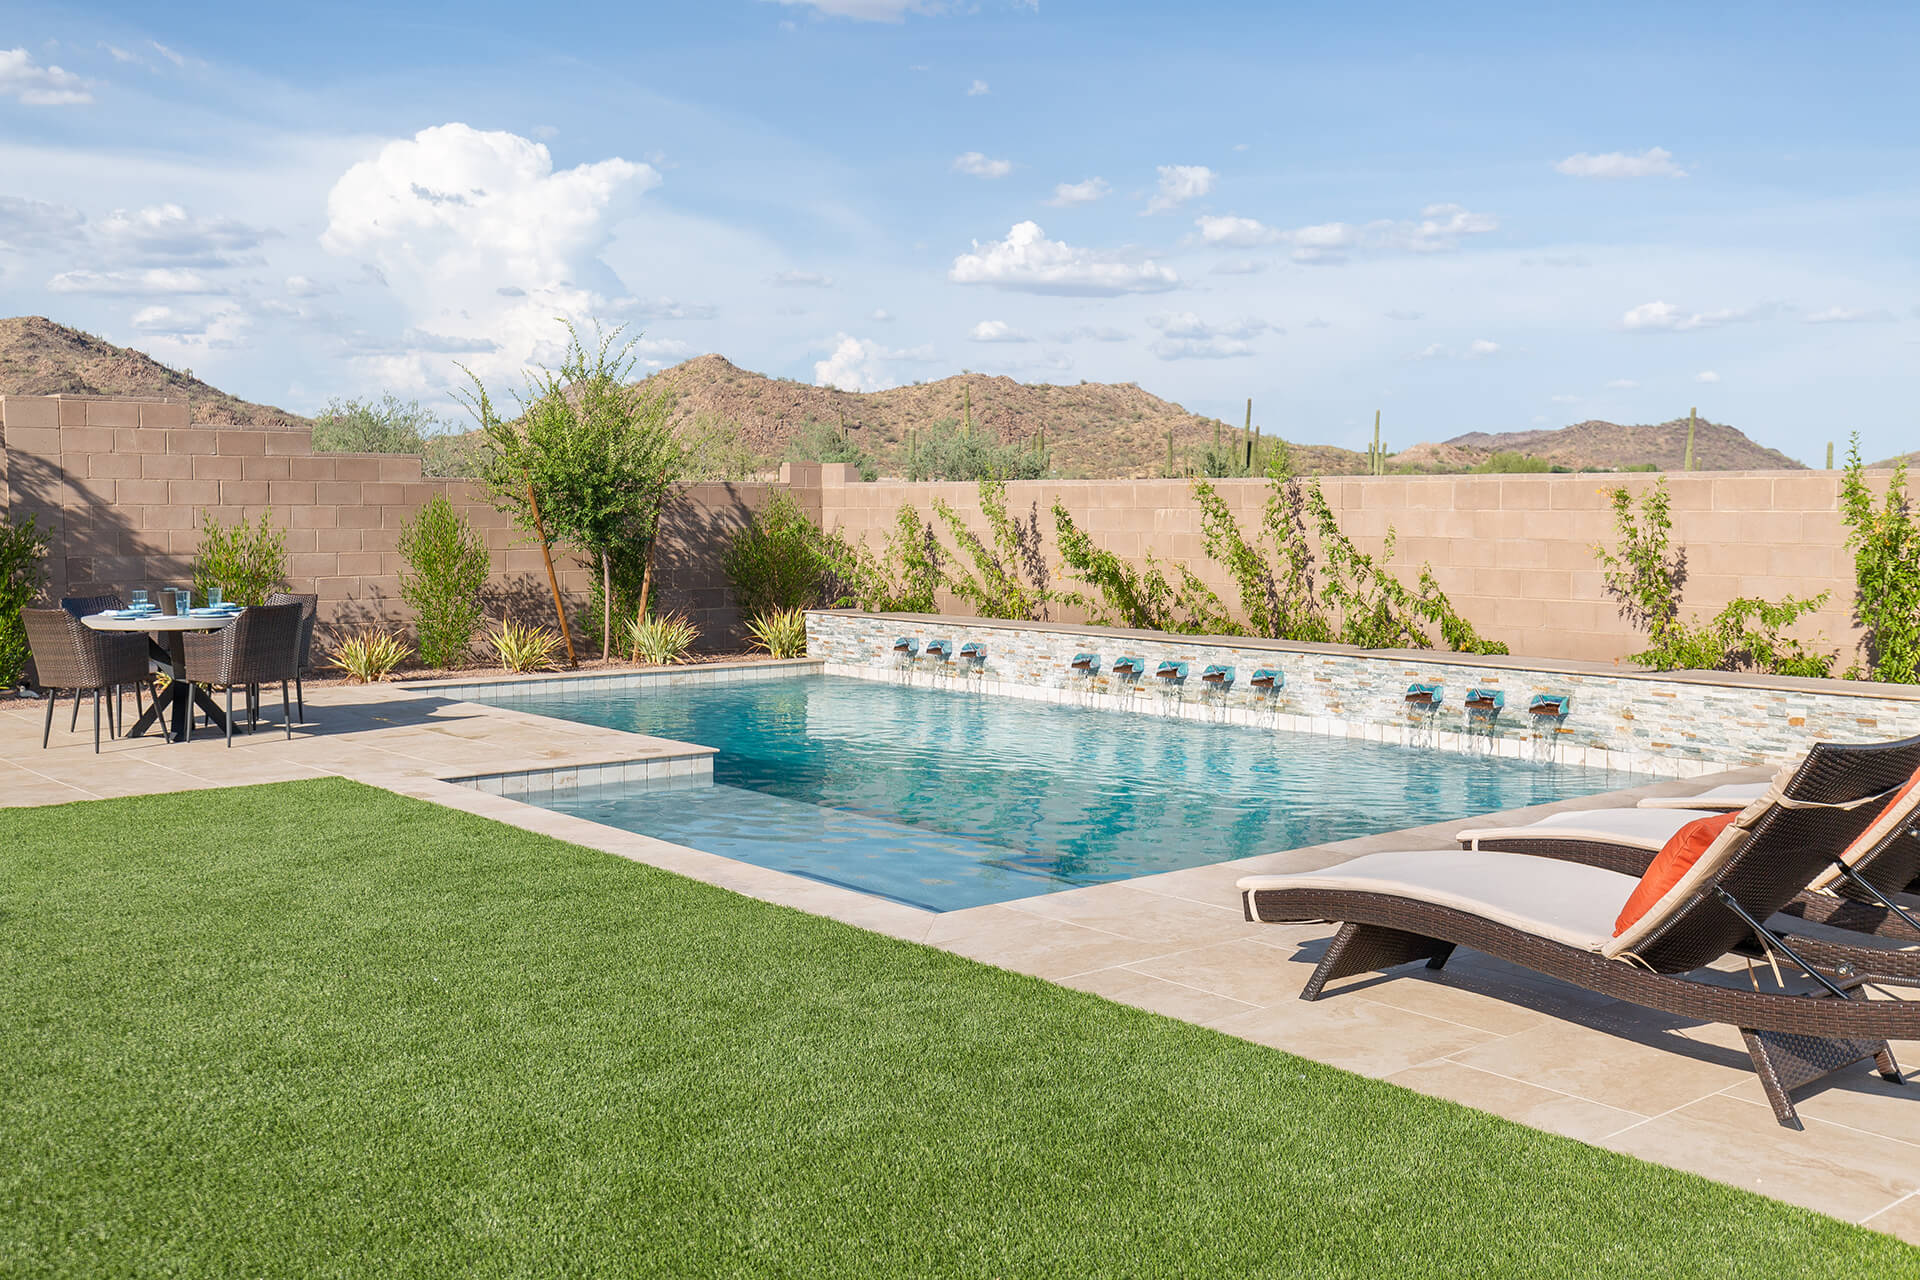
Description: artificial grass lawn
xmin=1 ymin=780 xmax=1911 ymax=1278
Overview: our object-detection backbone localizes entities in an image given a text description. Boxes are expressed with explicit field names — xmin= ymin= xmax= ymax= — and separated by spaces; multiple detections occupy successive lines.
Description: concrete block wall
xmin=815 ymin=469 xmax=1878 ymax=667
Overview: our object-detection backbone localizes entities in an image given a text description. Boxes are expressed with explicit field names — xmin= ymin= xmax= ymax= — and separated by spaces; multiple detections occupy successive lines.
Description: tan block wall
xmin=1 ymin=393 xmax=1884 ymax=667
xmin=817 ymin=470 xmax=1876 ymax=667
xmin=1 ymin=395 xmax=596 ymax=651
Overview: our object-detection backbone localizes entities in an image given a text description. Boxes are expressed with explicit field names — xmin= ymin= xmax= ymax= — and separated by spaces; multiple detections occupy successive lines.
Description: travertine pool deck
xmin=2 ymin=659 xmax=1916 ymax=1244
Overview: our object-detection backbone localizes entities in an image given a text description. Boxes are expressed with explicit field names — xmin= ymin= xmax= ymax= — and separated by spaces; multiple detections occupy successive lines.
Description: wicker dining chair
xmin=265 ymin=591 xmax=320 ymax=722
xmin=179 ymin=603 xmax=305 ymax=747
xmin=55 ymin=593 xmax=156 ymax=732
xmin=22 ymin=608 xmax=152 ymax=752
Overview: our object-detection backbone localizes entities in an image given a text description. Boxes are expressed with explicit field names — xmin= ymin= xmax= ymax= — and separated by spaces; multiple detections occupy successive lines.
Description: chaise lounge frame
xmin=1242 ymin=735 xmax=1920 ymax=1129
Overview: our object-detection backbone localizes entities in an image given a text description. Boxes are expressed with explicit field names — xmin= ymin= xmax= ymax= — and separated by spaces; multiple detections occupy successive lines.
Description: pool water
xmin=479 ymin=674 xmax=1641 ymax=912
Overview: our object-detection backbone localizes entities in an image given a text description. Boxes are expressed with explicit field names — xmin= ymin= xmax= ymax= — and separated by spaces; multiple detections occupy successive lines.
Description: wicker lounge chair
xmin=53 ymin=594 xmax=154 ymax=734
xmin=1638 ymin=781 xmax=1770 ymax=811
xmin=1239 ymin=736 xmax=1920 ymax=1129
xmin=264 ymin=591 xmax=319 ymax=722
xmin=23 ymin=608 xmax=152 ymax=752
xmin=1457 ymin=763 xmax=1920 ymax=946
xmin=179 ymin=603 xmax=305 ymax=747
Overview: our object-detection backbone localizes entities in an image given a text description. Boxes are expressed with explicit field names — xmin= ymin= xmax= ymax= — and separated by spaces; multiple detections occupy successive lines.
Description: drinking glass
xmin=130 ymin=589 xmax=149 ymax=609
xmin=206 ymin=587 xmax=223 ymax=608
xmin=175 ymin=588 xmax=193 ymax=615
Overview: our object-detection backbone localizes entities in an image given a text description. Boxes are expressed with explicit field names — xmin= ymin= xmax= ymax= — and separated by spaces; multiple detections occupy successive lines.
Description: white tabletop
xmin=82 ymin=611 xmax=240 ymax=632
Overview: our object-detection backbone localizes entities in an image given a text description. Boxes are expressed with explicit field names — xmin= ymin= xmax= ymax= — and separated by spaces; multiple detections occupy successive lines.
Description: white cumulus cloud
xmin=1605 ymin=378 xmax=1639 ymax=390
xmin=767 ymin=0 xmax=933 ymax=20
xmin=1622 ymin=300 xmax=1764 ymax=332
xmin=321 ymin=122 xmax=659 ymax=388
xmin=1555 ymin=147 xmax=1687 ymax=179
xmin=949 ymin=221 xmax=1179 ymax=295
xmin=952 ymin=151 xmax=1012 ymax=179
xmin=47 ymin=267 xmax=229 ymax=295
xmin=1045 ymin=177 xmax=1109 ymax=207
xmin=1144 ymin=164 xmax=1215 ymax=214
xmin=95 ymin=203 xmax=270 ymax=267
xmin=1146 ymin=312 xmax=1270 ymax=360
xmin=966 ymin=79 xmax=989 ymax=96
xmin=1806 ymin=306 xmax=1893 ymax=324
xmin=968 ymin=320 xmax=1032 ymax=343
xmin=0 ymin=196 xmax=86 ymax=249
xmin=1466 ymin=339 xmax=1502 ymax=358
xmin=813 ymin=334 xmax=934 ymax=391
xmin=1695 ymin=370 xmax=1721 ymax=383
xmin=1050 ymin=325 xmax=1131 ymax=343
xmin=0 ymin=47 xmax=91 ymax=105
xmin=1200 ymin=204 xmax=1495 ymax=262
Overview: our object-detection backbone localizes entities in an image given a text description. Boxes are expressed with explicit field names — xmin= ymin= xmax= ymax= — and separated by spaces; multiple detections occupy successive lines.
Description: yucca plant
xmin=745 ymin=606 xmax=808 ymax=659
xmin=627 ymin=612 xmax=700 ymax=665
xmin=329 ymin=629 xmax=411 ymax=683
xmin=490 ymin=620 xmax=564 ymax=673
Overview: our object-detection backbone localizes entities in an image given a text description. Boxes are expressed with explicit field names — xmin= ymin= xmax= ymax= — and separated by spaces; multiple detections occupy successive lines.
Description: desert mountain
xmin=2 ymin=319 xmax=1822 ymax=476
xmin=1425 ymin=418 xmax=1806 ymax=471
xmin=0 ymin=316 xmax=310 ymax=429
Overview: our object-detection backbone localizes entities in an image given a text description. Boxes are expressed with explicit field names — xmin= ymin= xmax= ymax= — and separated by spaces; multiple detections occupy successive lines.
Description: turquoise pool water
xmin=478 ymin=674 xmax=1640 ymax=912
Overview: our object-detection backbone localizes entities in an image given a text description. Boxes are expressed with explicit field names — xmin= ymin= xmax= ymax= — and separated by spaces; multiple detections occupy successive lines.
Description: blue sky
xmin=1 ymin=1 xmax=1915 ymax=463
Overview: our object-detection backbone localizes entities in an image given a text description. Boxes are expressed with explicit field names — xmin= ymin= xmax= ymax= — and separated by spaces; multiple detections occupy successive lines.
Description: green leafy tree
xmin=1839 ymin=436 xmax=1920 ymax=683
xmin=461 ymin=320 xmax=704 ymax=661
xmin=0 ymin=514 xmax=50 ymax=687
xmin=397 ymin=496 xmax=491 ymax=669
xmin=822 ymin=507 xmax=945 ymax=614
xmin=192 ymin=510 xmax=288 ymax=606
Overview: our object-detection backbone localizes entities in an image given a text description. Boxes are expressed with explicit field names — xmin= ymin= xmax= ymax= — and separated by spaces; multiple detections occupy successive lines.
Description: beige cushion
xmin=1458 ymin=808 xmax=1707 ymax=853
xmin=1602 ymin=766 xmax=1793 ymax=958
xmin=1238 ymin=850 xmax=1637 ymax=952
xmin=1638 ymin=782 xmax=1769 ymax=811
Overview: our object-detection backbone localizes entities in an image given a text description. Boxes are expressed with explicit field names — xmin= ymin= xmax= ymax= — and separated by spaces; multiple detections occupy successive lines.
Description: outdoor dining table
xmin=81 ymin=609 xmax=240 ymax=742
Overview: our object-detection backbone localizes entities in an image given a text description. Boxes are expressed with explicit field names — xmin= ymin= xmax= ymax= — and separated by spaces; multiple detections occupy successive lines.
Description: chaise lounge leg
xmin=1301 ymin=922 xmax=1457 ymax=1001
xmin=1740 ymin=1028 xmax=1901 ymax=1130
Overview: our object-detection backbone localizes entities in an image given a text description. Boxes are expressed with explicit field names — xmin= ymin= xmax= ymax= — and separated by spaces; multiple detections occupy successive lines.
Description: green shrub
xmin=489 ymin=620 xmax=564 ymax=673
xmin=1472 ymin=451 xmax=1554 ymax=474
xmin=1055 ymin=502 xmax=1234 ymax=634
xmin=745 ymin=606 xmax=809 ymax=658
xmin=722 ymin=494 xmax=830 ymax=618
xmin=1839 ymin=436 xmax=1920 ymax=683
xmin=193 ymin=510 xmax=288 ymax=606
xmin=820 ymin=506 xmax=945 ymax=614
xmin=328 ymin=629 xmax=411 ymax=683
xmin=907 ymin=418 xmax=1048 ymax=482
xmin=397 ymin=496 xmax=491 ymax=669
xmin=1595 ymin=479 xmax=1832 ymax=676
xmin=628 ymin=612 xmax=700 ymax=665
xmin=0 ymin=514 xmax=50 ymax=688
xmin=935 ymin=481 xmax=1057 ymax=621
xmin=785 ymin=420 xmax=877 ymax=481
xmin=312 ymin=395 xmax=478 ymax=479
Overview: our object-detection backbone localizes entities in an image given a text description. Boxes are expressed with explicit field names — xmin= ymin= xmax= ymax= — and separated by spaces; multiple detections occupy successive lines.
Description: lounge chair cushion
xmin=1838 ymin=764 xmax=1920 ymax=867
xmin=1458 ymin=807 xmax=1706 ymax=852
xmin=1604 ymin=766 xmax=1792 ymax=958
xmin=1638 ymin=782 xmax=1769 ymax=811
xmin=1238 ymin=850 xmax=1637 ymax=952
xmin=1613 ymin=812 xmax=1739 ymax=936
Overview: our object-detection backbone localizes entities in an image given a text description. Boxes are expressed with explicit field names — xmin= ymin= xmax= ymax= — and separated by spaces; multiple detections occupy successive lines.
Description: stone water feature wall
xmin=806 ymin=611 xmax=1920 ymax=778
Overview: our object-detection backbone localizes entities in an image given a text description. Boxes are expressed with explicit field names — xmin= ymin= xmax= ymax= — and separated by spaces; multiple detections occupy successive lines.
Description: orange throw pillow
xmin=1614 ymin=812 xmax=1740 ymax=937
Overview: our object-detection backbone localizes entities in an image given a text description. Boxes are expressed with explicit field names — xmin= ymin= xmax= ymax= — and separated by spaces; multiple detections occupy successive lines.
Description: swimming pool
xmin=476 ymin=674 xmax=1643 ymax=911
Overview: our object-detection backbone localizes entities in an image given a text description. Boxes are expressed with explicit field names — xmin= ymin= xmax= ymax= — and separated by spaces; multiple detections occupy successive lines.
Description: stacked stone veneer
xmin=807 ymin=611 xmax=1920 ymax=779
xmin=0 ymin=393 xmax=778 ymax=643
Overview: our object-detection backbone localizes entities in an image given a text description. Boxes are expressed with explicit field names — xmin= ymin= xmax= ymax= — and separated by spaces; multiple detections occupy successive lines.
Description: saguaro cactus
xmin=1685 ymin=407 xmax=1696 ymax=472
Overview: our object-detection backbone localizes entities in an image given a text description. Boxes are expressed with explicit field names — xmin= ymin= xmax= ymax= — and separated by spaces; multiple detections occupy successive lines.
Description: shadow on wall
xmin=653 ymin=483 xmax=776 ymax=649
xmin=322 ymin=572 xmax=570 ymax=653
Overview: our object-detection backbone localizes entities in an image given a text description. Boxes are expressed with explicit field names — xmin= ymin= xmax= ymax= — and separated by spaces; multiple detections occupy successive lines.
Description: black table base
xmin=124 ymin=631 xmax=236 ymax=743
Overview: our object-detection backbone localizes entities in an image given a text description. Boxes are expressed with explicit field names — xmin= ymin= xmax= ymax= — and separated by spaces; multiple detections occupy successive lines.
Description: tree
xmin=459 ymin=320 xmax=697 ymax=662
